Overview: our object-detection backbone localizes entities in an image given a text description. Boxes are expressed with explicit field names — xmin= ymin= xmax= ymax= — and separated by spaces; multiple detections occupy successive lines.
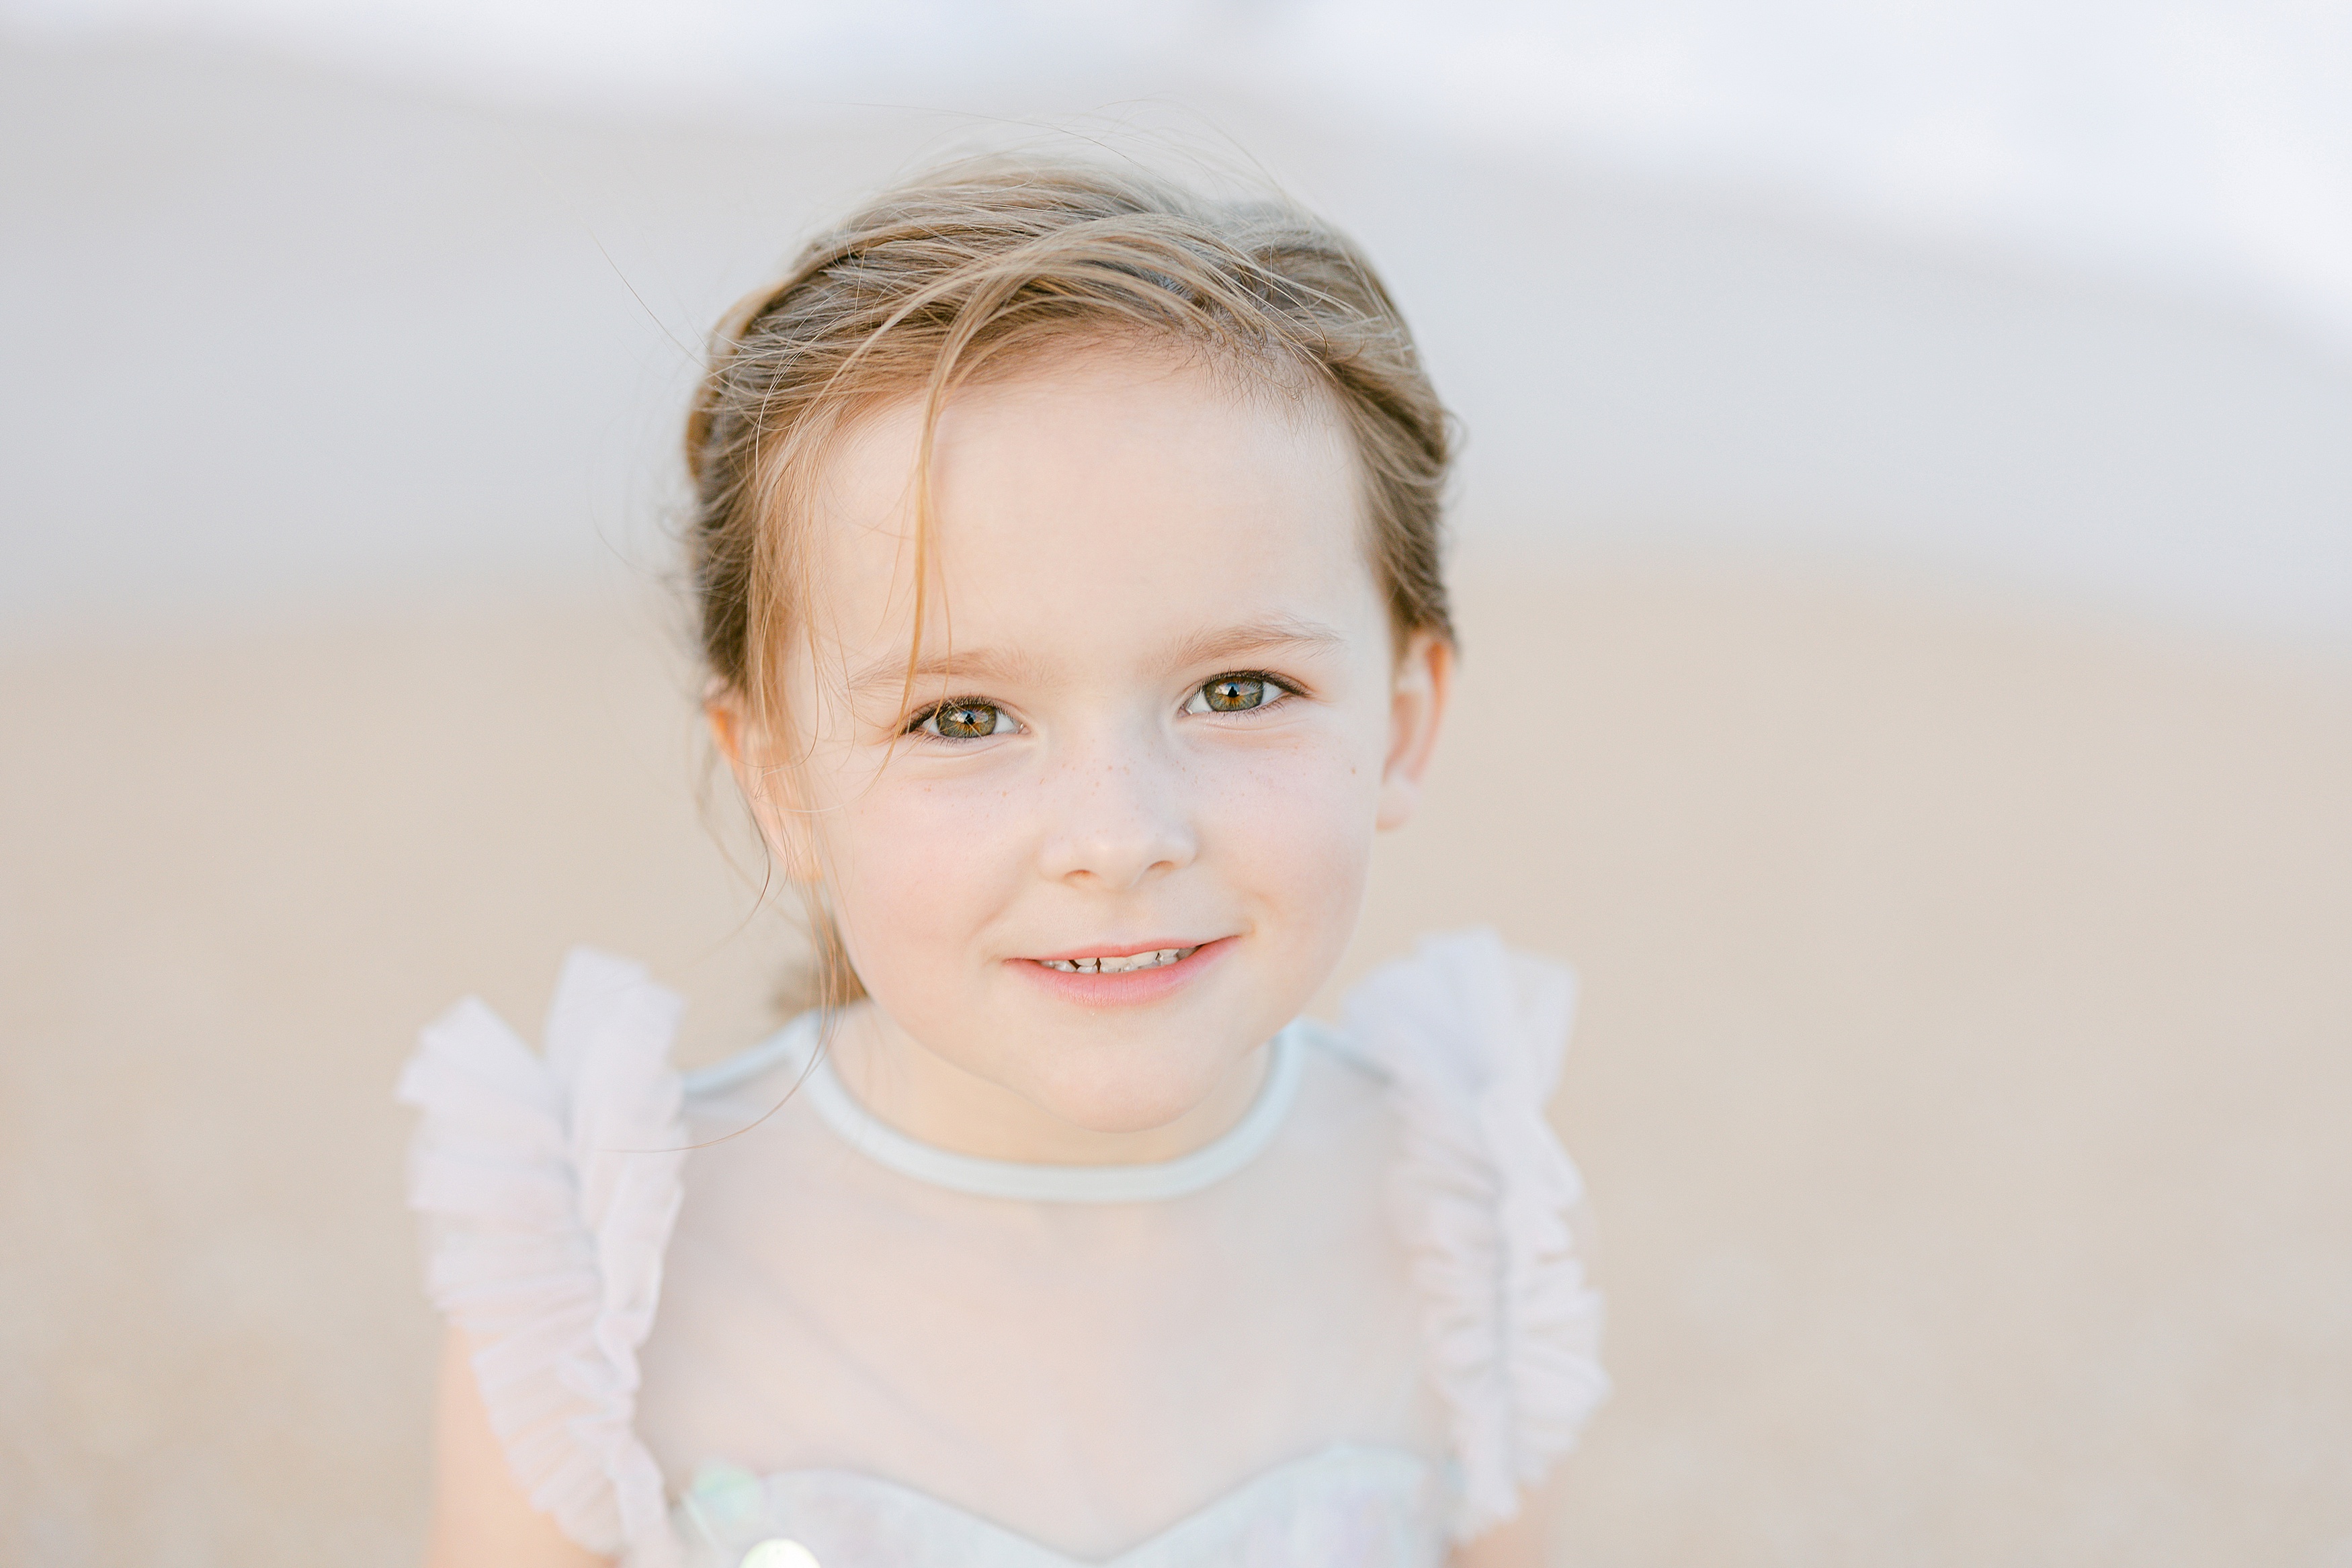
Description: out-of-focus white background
xmin=3 ymin=5 xmax=2349 ymax=1566
xmin=6 ymin=0 xmax=2351 ymax=644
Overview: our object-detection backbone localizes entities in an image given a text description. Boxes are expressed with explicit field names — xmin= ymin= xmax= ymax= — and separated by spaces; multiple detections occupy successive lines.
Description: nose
xmin=1034 ymin=737 xmax=1198 ymax=891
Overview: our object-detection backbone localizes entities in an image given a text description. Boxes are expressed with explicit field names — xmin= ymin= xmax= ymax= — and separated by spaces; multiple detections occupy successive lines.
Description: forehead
xmin=803 ymin=348 xmax=1377 ymax=672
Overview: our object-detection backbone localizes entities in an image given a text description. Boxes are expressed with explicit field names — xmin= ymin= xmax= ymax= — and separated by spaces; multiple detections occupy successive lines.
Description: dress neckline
xmin=677 ymin=1442 xmax=1435 ymax=1567
xmin=681 ymin=1012 xmax=1307 ymax=1205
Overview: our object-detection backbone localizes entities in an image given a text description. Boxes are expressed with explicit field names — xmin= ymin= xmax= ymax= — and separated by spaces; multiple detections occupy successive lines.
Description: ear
xmin=1376 ymin=629 xmax=1452 ymax=831
xmin=706 ymin=686 xmax=821 ymax=883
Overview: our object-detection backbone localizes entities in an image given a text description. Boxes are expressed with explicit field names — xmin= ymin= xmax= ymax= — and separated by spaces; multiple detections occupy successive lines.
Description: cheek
xmin=818 ymin=769 xmax=1027 ymax=976
xmin=1210 ymin=727 xmax=1385 ymax=929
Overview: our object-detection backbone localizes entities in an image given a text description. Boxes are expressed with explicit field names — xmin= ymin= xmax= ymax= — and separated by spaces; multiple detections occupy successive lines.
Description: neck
xmin=827 ymin=1004 xmax=1272 ymax=1166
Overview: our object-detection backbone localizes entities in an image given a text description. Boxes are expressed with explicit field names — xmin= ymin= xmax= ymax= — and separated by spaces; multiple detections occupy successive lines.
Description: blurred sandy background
xmin=3 ymin=9 xmax=2350 ymax=1566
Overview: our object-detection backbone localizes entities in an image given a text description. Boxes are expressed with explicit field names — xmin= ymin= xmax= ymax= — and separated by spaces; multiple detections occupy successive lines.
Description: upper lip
xmin=1024 ymin=938 xmax=1216 ymax=963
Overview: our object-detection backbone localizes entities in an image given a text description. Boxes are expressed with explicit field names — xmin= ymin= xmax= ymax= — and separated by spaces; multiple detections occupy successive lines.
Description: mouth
xmin=1034 ymin=945 xmax=1202 ymax=975
xmin=1013 ymin=937 xmax=1234 ymax=1006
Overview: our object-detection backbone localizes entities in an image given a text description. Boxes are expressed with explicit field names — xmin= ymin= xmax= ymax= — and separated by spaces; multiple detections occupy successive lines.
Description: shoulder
xmin=1335 ymin=928 xmax=1610 ymax=1544
xmin=1341 ymin=928 xmax=1577 ymax=1103
xmin=396 ymin=949 xmax=689 ymax=1568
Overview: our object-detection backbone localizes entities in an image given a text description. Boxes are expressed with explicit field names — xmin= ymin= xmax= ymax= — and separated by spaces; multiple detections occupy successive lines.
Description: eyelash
xmin=1186 ymin=670 xmax=1304 ymax=717
xmin=902 ymin=671 xmax=1304 ymax=742
xmin=906 ymin=697 xmax=1021 ymax=742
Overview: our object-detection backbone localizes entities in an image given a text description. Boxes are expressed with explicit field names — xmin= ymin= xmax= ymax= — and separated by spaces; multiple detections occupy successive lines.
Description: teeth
xmin=1040 ymin=947 xmax=1198 ymax=975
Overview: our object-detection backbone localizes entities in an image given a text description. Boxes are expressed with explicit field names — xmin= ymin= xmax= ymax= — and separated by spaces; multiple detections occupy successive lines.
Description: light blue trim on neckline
xmin=682 ymin=1012 xmax=1308 ymax=1205
xmin=679 ymin=1018 xmax=810 ymax=1099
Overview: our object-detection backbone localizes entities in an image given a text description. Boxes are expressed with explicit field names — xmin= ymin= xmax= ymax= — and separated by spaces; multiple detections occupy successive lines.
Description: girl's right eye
xmin=913 ymin=700 xmax=1007 ymax=740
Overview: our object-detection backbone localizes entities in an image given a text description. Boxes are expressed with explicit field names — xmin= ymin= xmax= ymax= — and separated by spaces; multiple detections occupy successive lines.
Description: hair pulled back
xmin=686 ymin=155 xmax=1455 ymax=734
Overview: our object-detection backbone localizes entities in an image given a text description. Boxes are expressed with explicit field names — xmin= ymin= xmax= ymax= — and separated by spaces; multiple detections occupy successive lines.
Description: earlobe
xmin=707 ymin=695 xmax=821 ymax=883
xmin=704 ymin=689 xmax=745 ymax=768
xmin=1376 ymin=631 xmax=1452 ymax=832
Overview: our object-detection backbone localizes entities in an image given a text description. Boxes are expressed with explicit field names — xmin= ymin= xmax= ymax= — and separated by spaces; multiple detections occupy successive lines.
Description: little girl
xmin=401 ymin=157 xmax=1607 ymax=1568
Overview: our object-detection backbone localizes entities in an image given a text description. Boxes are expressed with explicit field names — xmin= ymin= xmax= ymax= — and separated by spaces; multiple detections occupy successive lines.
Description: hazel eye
xmin=1187 ymin=673 xmax=1291 ymax=715
xmin=1204 ymin=677 xmax=1265 ymax=712
xmin=918 ymin=701 xmax=1003 ymax=740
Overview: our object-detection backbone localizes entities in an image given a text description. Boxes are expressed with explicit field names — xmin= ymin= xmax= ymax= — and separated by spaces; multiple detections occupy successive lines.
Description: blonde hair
xmin=685 ymin=155 xmax=1456 ymax=1005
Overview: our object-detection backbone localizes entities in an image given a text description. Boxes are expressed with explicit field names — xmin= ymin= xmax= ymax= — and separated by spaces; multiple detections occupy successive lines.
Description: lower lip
xmin=1010 ymin=938 xmax=1233 ymax=1007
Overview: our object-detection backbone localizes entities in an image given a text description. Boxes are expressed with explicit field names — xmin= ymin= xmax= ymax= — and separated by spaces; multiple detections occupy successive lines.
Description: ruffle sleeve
xmin=1342 ymin=928 xmax=1611 ymax=1542
xmin=396 ymin=949 xmax=689 ymax=1568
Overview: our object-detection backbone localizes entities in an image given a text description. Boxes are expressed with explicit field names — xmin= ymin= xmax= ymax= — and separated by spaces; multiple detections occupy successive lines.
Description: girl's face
xmin=739 ymin=347 xmax=1447 ymax=1147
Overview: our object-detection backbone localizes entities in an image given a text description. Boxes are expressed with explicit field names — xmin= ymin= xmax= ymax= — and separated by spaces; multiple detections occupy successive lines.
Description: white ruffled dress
xmin=398 ymin=930 xmax=1607 ymax=1568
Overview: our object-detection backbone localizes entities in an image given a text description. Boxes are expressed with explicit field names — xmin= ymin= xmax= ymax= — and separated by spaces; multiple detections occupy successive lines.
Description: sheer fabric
xmin=399 ymin=931 xmax=1606 ymax=1568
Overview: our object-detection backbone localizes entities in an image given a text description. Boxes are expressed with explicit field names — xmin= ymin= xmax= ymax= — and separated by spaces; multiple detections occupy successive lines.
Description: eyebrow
xmin=841 ymin=614 xmax=1349 ymax=700
xmin=843 ymin=644 xmax=1047 ymax=699
xmin=1163 ymin=613 xmax=1349 ymax=669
